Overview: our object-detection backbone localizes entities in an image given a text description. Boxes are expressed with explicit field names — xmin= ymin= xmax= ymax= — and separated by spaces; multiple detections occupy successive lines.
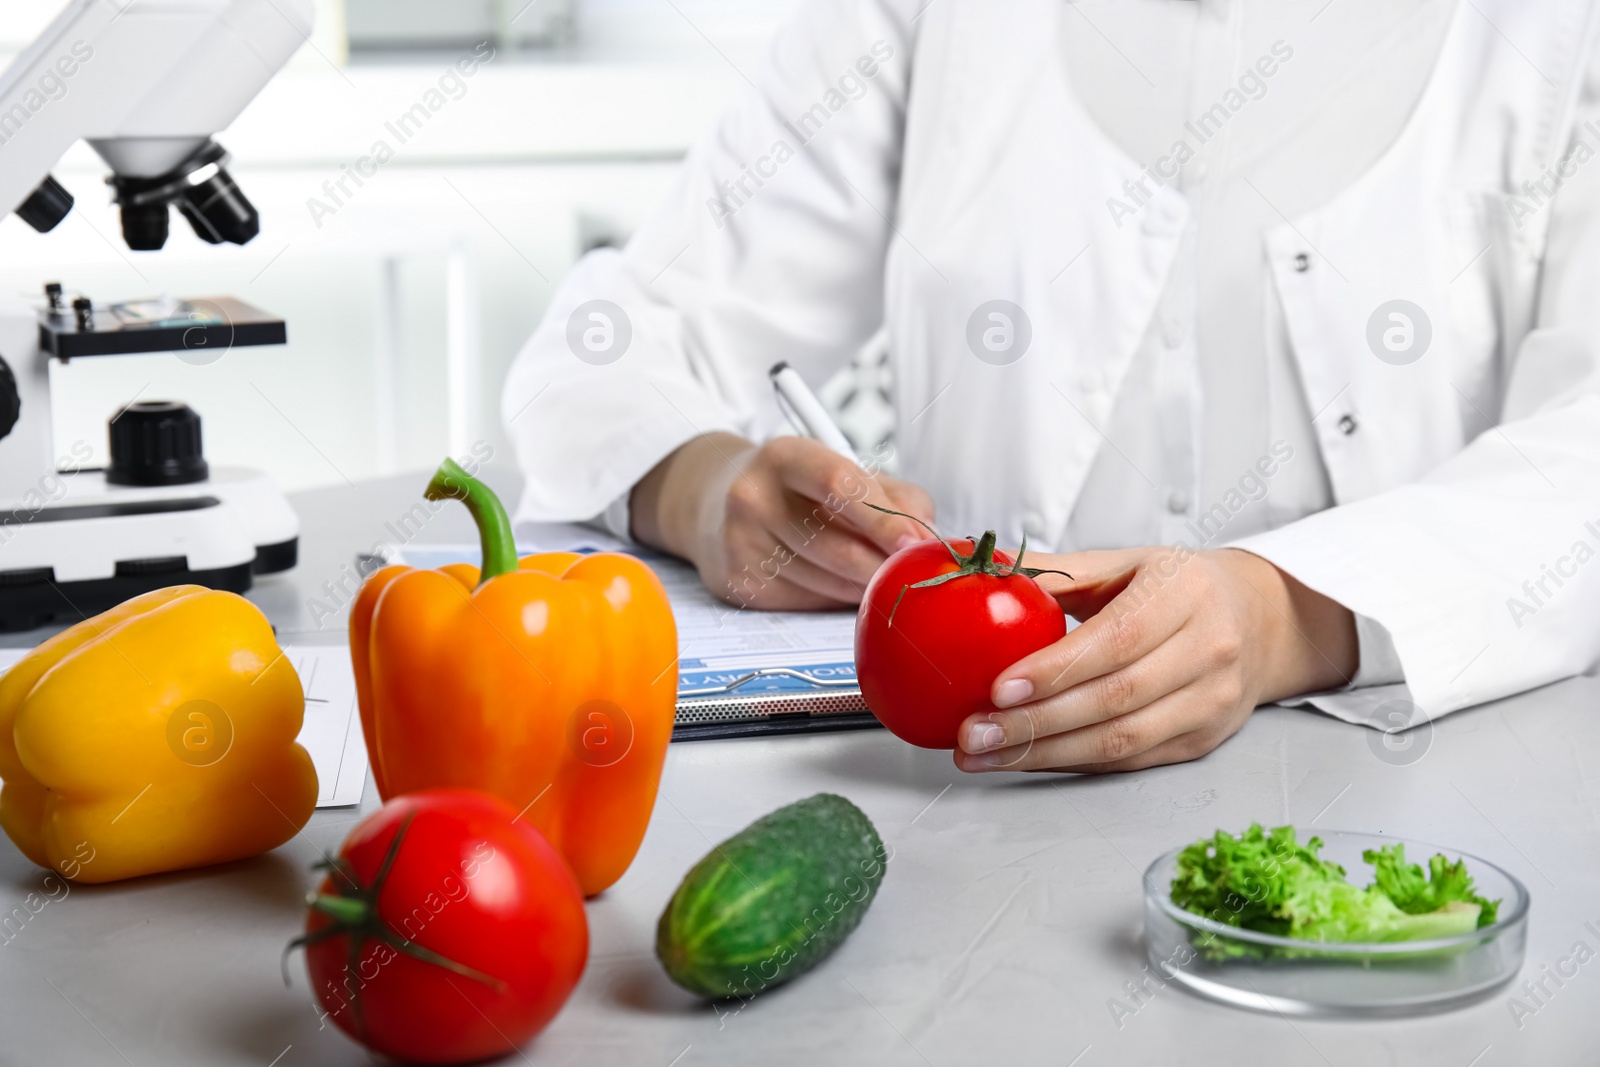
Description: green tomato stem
xmin=967 ymin=530 xmax=998 ymax=569
xmin=311 ymin=894 xmax=369 ymax=926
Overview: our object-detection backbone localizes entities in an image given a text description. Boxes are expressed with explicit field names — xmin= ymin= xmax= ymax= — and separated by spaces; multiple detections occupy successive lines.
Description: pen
xmin=769 ymin=361 xmax=858 ymax=462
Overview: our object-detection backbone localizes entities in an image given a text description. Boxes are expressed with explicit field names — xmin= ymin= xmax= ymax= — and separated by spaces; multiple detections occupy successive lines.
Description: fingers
xmin=713 ymin=436 xmax=939 ymax=606
xmin=954 ymin=670 xmax=1250 ymax=774
xmin=726 ymin=457 xmax=879 ymax=588
xmin=754 ymin=548 xmax=867 ymax=606
xmin=716 ymin=571 xmax=854 ymax=611
xmin=838 ymin=473 xmax=932 ymax=555
xmin=989 ymin=551 xmax=1194 ymax=710
xmin=766 ymin=437 xmax=927 ymax=554
xmin=959 ymin=623 xmax=1214 ymax=754
xmin=714 ymin=518 xmax=866 ymax=608
xmin=769 ymin=496 xmax=892 ymax=588
xmin=1045 ymin=729 xmax=1224 ymax=774
xmin=879 ymin=475 xmax=937 ymax=533
xmin=1020 ymin=547 xmax=1148 ymax=601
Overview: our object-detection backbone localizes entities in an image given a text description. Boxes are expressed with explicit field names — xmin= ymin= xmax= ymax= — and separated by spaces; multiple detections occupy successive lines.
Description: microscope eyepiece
xmin=109 ymin=140 xmax=259 ymax=251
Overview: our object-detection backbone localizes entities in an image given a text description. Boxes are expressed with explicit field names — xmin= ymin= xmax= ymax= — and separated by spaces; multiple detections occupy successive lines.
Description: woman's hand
xmin=955 ymin=546 xmax=1359 ymax=773
xmin=631 ymin=432 xmax=935 ymax=610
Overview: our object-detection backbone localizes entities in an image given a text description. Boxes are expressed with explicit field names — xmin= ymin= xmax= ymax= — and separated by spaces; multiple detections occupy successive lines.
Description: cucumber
xmin=655 ymin=793 xmax=888 ymax=999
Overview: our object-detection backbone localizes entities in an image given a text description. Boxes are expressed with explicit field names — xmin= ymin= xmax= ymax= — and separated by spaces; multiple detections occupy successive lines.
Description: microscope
xmin=0 ymin=0 xmax=313 ymax=631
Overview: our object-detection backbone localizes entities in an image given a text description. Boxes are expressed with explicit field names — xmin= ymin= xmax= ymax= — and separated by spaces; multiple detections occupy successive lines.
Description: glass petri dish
xmin=1142 ymin=830 xmax=1529 ymax=1017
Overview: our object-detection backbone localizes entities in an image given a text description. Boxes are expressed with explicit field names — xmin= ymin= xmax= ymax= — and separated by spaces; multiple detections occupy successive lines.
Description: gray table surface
xmin=2 ymin=468 xmax=1598 ymax=1067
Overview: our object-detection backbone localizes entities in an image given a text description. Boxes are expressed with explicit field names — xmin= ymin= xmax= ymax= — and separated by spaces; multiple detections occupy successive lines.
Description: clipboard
xmin=674 ymin=664 xmax=882 ymax=741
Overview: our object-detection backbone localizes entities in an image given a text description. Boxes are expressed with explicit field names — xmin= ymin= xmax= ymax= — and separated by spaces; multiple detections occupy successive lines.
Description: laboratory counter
xmin=1 ymin=469 xmax=1598 ymax=1066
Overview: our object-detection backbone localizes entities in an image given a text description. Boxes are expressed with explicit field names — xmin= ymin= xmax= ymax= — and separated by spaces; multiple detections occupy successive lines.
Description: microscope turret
xmin=0 ymin=0 xmax=311 ymax=249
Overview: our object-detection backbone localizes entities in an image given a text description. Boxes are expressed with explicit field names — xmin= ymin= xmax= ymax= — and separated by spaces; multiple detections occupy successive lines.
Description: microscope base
xmin=0 ymin=469 xmax=299 ymax=632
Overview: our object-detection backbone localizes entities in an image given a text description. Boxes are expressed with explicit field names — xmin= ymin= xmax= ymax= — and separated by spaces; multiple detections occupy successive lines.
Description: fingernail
xmin=966 ymin=721 xmax=1006 ymax=753
xmin=993 ymin=679 xmax=1033 ymax=709
xmin=894 ymin=534 xmax=920 ymax=553
xmin=963 ymin=751 xmax=1004 ymax=772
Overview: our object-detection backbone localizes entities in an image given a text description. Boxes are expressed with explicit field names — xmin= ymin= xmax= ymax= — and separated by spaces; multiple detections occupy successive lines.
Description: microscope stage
xmin=41 ymin=296 xmax=286 ymax=359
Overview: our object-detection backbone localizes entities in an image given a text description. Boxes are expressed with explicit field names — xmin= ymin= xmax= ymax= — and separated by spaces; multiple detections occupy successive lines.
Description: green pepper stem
xmin=425 ymin=458 xmax=517 ymax=586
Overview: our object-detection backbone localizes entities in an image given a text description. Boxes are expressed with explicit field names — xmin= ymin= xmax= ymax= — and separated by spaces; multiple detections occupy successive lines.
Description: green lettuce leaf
xmin=1365 ymin=843 xmax=1500 ymax=926
xmin=1170 ymin=825 xmax=1500 ymax=960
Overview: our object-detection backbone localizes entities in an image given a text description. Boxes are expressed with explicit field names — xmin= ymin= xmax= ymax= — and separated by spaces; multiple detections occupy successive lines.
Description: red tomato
xmin=856 ymin=531 xmax=1067 ymax=749
xmin=297 ymin=788 xmax=588 ymax=1065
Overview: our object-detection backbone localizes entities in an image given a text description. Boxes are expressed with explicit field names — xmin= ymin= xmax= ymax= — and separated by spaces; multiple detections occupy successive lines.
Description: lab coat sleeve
xmin=1349 ymin=614 xmax=1406 ymax=688
xmin=499 ymin=0 xmax=918 ymax=530
xmin=1231 ymin=119 xmax=1600 ymax=727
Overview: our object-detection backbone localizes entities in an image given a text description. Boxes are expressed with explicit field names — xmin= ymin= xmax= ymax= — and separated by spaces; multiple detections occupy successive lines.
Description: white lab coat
xmin=502 ymin=0 xmax=1600 ymax=727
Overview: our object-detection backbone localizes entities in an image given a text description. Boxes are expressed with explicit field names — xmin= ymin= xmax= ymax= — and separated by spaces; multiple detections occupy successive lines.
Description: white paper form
xmin=0 ymin=644 xmax=367 ymax=808
xmin=398 ymin=544 xmax=861 ymax=699
xmin=285 ymin=645 xmax=368 ymax=806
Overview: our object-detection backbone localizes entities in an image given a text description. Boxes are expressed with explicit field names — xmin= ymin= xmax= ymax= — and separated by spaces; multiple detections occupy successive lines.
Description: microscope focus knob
xmin=0 ymin=355 xmax=18 ymax=442
xmin=107 ymin=400 xmax=208 ymax=486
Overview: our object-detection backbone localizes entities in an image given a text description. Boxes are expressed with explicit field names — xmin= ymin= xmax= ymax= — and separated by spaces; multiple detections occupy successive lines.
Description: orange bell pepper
xmin=350 ymin=459 xmax=677 ymax=896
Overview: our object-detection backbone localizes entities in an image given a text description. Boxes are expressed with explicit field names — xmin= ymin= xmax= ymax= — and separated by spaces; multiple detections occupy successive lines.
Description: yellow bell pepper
xmin=0 ymin=586 xmax=318 ymax=883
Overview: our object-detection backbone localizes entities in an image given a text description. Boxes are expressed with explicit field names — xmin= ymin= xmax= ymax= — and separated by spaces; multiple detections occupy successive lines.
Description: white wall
xmin=0 ymin=0 xmax=798 ymax=490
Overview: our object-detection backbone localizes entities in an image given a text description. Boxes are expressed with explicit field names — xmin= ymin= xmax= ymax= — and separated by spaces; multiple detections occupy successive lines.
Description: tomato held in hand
xmin=293 ymin=789 xmax=588 ymax=1065
xmin=855 ymin=514 xmax=1068 ymax=749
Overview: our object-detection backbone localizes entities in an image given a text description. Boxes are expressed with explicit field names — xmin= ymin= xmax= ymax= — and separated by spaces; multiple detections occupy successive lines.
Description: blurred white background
xmin=0 ymin=0 xmax=798 ymax=489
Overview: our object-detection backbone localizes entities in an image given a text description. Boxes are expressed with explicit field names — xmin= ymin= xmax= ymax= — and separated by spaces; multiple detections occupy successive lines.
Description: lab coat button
xmin=1162 ymin=317 xmax=1186 ymax=347
xmin=1165 ymin=490 xmax=1190 ymax=514
xmin=1077 ymin=370 xmax=1103 ymax=393
xmin=1294 ymin=253 xmax=1311 ymax=272
xmin=1338 ymin=414 xmax=1358 ymax=435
